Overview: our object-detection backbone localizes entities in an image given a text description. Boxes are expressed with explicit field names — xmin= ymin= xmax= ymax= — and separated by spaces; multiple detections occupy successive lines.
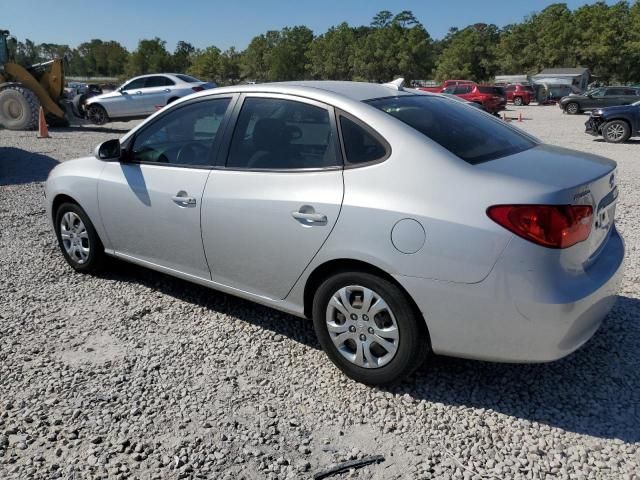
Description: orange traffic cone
xmin=518 ymin=112 xmax=523 ymax=122
xmin=37 ymin=106 xmax=50 ymax=138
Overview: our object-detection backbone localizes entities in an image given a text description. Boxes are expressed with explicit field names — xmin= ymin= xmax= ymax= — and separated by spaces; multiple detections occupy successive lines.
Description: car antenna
xmin=382 ymin=78 xmax=405 ymax=91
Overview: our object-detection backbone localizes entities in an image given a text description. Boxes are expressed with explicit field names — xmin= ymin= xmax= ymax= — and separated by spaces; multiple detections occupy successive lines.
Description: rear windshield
xmin=368 ymin=95 xmax=536 ymax=164
xmin=176 ymin=74 xmax=201 ymax=83
xmin=478 ymin=86 xmax=504 ymax=95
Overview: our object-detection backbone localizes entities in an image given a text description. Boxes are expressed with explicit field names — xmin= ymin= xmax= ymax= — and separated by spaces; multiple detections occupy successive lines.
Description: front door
xmin=138 ymin=76 xmax=176 ymax=114
xmin=98 ymin=96 xmax=233 ymax=279
xmin=201 ymin=94 xmax=344 ymax=299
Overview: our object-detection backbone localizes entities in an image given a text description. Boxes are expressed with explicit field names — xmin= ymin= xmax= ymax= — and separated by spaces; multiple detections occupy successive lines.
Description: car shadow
xmin=0 ymin=147 xmax=59 ymax=185
xmin=98 ymin=260 xmax=639 ymax=442
xmin=593 ymin=138 xmax=640 ymax=144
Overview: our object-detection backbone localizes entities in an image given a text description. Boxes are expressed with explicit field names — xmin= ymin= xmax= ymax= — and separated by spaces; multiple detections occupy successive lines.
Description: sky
xmin=5 ymin=0 xmax=617 ymax=52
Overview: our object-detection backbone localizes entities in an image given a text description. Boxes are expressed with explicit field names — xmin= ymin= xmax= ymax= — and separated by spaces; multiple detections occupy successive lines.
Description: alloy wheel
xmin=325 ymin=285 xmax=399 ymax=369
xmin=60 ymin=212 xmax=90 ymax=264
xmin=88 ymin=106 xmax=106 ymax=125
xmin=566 ymin=103 xmax=578 ymax=114
xmin=605 ymin=123 xmax=626 ymax=142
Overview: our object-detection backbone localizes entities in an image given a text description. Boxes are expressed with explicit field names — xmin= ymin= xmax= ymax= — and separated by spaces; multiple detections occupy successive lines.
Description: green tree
xmin=126 ymin=38 xmax=172 ymax=76
xmin=219 ymin=47 xmax=241 ymax=84
xmin=188 ymin=46 xmax=222 ymax=82
xmin=307 ymin=22 xmax=356 ymax=80
xmin=371 ymin=10 xmax=393 ymax=28
xmin=172 ymin=40 xmax=195 ymax=73
xmin=435 ymin=24 xmax=500 ymax=82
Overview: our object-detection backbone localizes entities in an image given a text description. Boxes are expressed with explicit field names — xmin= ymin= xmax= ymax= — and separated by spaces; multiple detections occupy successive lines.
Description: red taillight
xmin=192 ymin=86 xmax=204 ymax=92
xmin=487 ymin=205 xmax=593 ymax=249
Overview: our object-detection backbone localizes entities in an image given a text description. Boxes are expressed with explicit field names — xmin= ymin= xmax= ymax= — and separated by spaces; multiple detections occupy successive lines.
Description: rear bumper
xmin=396 ymin=227 xmax=625 ymax=363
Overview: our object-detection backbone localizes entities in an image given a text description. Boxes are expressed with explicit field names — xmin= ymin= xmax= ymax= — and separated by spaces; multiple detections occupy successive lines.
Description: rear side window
xmin=145 ymin=76 xmax=175 ymax=87
xmin=339 ymin=116 xmax=387 ymax=165
xmin=368 ymin=95 xmax=536 ymax=165
xmin=455 ymin=85 xmax=472 ymax=94
xmin=478 ymin=86 xmax=504 ymax=95
xmin=226 ymin=97 xmax=339 ymax=170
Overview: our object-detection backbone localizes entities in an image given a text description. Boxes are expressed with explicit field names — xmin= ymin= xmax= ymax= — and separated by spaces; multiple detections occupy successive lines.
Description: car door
xmin=108 ymin=77 xmax=148 ymax=117
xmin=98 ymin=96 xmax=234 ymax=279
xmin=201 ymin=94 xmax=344 ymax=300
xmin=139 ymin=76 xmax=176 ymax=114
xmin=603 ymin=88 xmax=625 ymax=107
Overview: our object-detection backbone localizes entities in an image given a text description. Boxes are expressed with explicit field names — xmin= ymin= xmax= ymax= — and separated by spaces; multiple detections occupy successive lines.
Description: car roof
xmin=201 ymin=81 xmax=418 ymax=102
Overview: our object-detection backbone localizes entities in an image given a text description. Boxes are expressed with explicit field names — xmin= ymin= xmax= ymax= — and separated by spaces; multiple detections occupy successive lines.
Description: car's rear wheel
xmin=54 ymin=202 xmax=105 ymax=273
xmin=602 ymin=120 xmax=631 ymax=143
xmin=86 ymin=104 xmax=108 ymax=125
xmin=565 ymin=102 xmax=580 ymax=115
xmin=312 ymin=271 xmax=429 ymax=385
xmin=513 ymin=96 xmax=523 ymax=106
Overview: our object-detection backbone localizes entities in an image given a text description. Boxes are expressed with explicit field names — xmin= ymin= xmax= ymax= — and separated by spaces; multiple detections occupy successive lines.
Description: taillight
xmin=192 ymin=86 xmax=204 ymax=92
xmin=487 ymin=205 xmax=593 ymax=249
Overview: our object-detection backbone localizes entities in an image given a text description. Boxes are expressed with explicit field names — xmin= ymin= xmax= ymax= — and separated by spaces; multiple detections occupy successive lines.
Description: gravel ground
xmin=1 ymin=107 xmax=639 ymax=480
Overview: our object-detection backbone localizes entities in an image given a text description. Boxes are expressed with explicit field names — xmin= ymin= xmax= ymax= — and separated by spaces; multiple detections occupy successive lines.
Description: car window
xmin=505 ymin=86 xmax=516 ymax=92
xmin=368 ymin=95 xmax=536 ymax=165
xmin=176 ymin=74 xmax=202 ymax=83
xmin=145 ymin=76 xmax=175 ymax=88
xmin=121 ymin=78 xmax=146 ymax=91
xmin=590 ymin=89 xmax=605 ymax=97
xmin=455 ymin=85 xmax=472 ymax=94
xmin=131 ymin=98 xmax=231 ymax=166
xmin=442 ymin=86 xmax=456 ymax=94
xmin=339 ymin=116 xmax=387 ymax=165
xmin=605 ymin=88 xmax=625 ymax=96
xmin=622 ymin=88 xmax=638 ymax=96
xmin=478 ymin=86 xmax=504 ymax=95
xmin=226 ymin=97 xmax=339 ymax=170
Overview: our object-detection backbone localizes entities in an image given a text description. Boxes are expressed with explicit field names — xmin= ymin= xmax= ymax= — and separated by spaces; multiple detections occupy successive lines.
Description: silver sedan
xmin=45 ymin=80 xmax=624 ymax=385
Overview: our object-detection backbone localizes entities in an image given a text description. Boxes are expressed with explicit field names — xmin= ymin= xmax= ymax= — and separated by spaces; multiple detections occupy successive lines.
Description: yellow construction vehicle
xmin=0 ymin=29 xmax=68 ymax=130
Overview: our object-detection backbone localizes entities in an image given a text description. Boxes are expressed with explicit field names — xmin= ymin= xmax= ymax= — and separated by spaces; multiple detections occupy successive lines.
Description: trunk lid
xmin=478 ymin=144 xmax=618 ymax=263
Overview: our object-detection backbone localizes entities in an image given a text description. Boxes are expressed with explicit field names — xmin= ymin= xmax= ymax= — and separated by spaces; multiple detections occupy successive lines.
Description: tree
xmin=172 ymin=41 xmax=195 ymax=73
xmin=371 ymin=10 xmax=393 ymax=28
xmin=126 ymin=38 xmax=172 ymax=76
xmin=435 ymin=24 xmax=500 ymax=82
xmin=307 ymin=22 xmax=356 ymax=80
xmin=219 ymin=47 xmax=241 ymax=84
xmin=188 ymin=46 xmax=221 ymax=82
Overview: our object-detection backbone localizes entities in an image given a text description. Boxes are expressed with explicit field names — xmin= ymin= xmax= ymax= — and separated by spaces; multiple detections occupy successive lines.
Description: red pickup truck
xmin=442 ymin=84 xmax=507 ymax=114
xmin=417 ymin=80 xmax=474 ymax=94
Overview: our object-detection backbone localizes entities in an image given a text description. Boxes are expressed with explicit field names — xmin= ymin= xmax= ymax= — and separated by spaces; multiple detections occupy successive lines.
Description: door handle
xmin=135 ymin=91 xmax=143 ymax=95
xmin=291 ymin=211 xmax=327 ymax=223
xmin=172 ymin=195 xmax=197 ymax=206
xmin=164 ymin=88 xmax=171 ymax=93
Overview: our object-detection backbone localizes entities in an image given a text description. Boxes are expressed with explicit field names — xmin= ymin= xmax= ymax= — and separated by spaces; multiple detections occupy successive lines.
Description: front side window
xmin=589 ymin=88 xmax=605 ymax=97
xmin=226 ymin=97 xmax=339 ymax=170
xmin=145 ymin=76 xmax=175 ymax=88
xmin=455 ymin=85 xmax=472 ymax=94
xmin=121 ymin=78 xmax=146 ymax=91
xmin=368 ymin=95 xmax=536 ymax=165
xmin=131 ymin=98 xmax=231 ymax=166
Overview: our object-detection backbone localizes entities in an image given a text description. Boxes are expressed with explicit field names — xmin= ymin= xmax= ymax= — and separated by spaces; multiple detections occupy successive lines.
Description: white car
xmin=84 ymin=73 xmax=216 ymax=125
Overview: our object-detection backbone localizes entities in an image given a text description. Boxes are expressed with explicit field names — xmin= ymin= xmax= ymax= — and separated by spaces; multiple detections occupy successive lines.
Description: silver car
xmin=84 ymin=73 xmax=216 ymax=125
xmin=45 ymin=81 xmax=624 ymax=385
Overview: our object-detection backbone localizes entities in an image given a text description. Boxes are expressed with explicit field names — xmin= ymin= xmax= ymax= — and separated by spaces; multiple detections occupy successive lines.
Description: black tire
xmin=0 ymin=86 xmax=39 ymax=130
xmin=86 ymin=104 xmax=109 ymax=125
xmin=312 ymin=271 xmax=429 ymax=385
xmin=513 ymin=96 xmax=523 ymax=106
xmin=54 ymin=202 xmax=106 ymax=273
xmin=565 ymin=102 xmax=580 ymax=115
xmin=167 ymin=97 xmax=179 ymax=105
xmin=602 ymin=120 xmax=631 ymax=144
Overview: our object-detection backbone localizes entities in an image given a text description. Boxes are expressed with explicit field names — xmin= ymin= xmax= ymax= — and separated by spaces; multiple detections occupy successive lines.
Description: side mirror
xmin=94 ymin=139 xmax=121 ymax=161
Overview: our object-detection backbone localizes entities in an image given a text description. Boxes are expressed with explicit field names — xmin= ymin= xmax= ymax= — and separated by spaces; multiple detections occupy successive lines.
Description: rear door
xmin=201 ymin=94 xmax=344 ymax=300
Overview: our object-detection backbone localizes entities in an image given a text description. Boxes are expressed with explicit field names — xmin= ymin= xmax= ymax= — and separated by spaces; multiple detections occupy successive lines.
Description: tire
xmin=54 ymin=202 xmax=106 ymax=273
xmin=602 ymin=120 xmax=631 ymax=144
xmin=565 ymin=102 xmax=580 ymax=115
xmin=513 ymin=96 xmax=523 ymax=106
xmin=0 ymin=86 xmax=39 ymax=130
xmin=167 ymin=97 xmax=179 ymax=105
xmin=86 ymin=104 xmax=109 ymax=125
xmin=312 ymin=271 xmax=429 ymax=385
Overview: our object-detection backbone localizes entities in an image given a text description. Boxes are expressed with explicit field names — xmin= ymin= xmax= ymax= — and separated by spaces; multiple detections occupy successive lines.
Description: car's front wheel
xmin=513 ymin=96 xmax=523 ymax=106
xmin=602 ymin=120 xmax=631 ymax=143
xmin=312 ymin=271 xmax=429 ymax=385
xmin=86 ymin=104 xmax=109 ymax=125
xmin=565 ymin=102 xmax=580 ymax=115
xmin=54 ymin=202 xmax=105 ymax=273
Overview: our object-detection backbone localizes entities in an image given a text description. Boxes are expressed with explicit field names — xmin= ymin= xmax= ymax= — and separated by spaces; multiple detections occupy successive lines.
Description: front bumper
xmin=396 ymin=227 xmax=625 ymax=363
xmin=585 ymin=116 xmax=604 ymax=136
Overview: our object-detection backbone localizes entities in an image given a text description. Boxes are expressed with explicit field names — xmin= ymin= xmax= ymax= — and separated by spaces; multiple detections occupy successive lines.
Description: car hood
xmin=86 ymin=90 xmax=121 ymax=103
xmin=593 ymin=104 xmax=639 ymax=116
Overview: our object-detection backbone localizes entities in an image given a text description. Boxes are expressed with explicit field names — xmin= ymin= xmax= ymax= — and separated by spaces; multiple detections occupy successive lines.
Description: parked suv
xmin=559 ymin=86 xmax=640 ymax=115
xmin=504 ymin=84 xmax=534 ymax=106
xmin=84 ymin=74 xmax=217 ymax=125
xmin=585 ymin=101 xmax=640 ymax=143
xmin=443 ymin=84 xmax=506 ymax=114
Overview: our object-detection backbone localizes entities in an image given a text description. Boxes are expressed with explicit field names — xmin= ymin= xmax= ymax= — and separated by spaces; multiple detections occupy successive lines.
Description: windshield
xmin=368 ymin=95 xmax=536 ymax=164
